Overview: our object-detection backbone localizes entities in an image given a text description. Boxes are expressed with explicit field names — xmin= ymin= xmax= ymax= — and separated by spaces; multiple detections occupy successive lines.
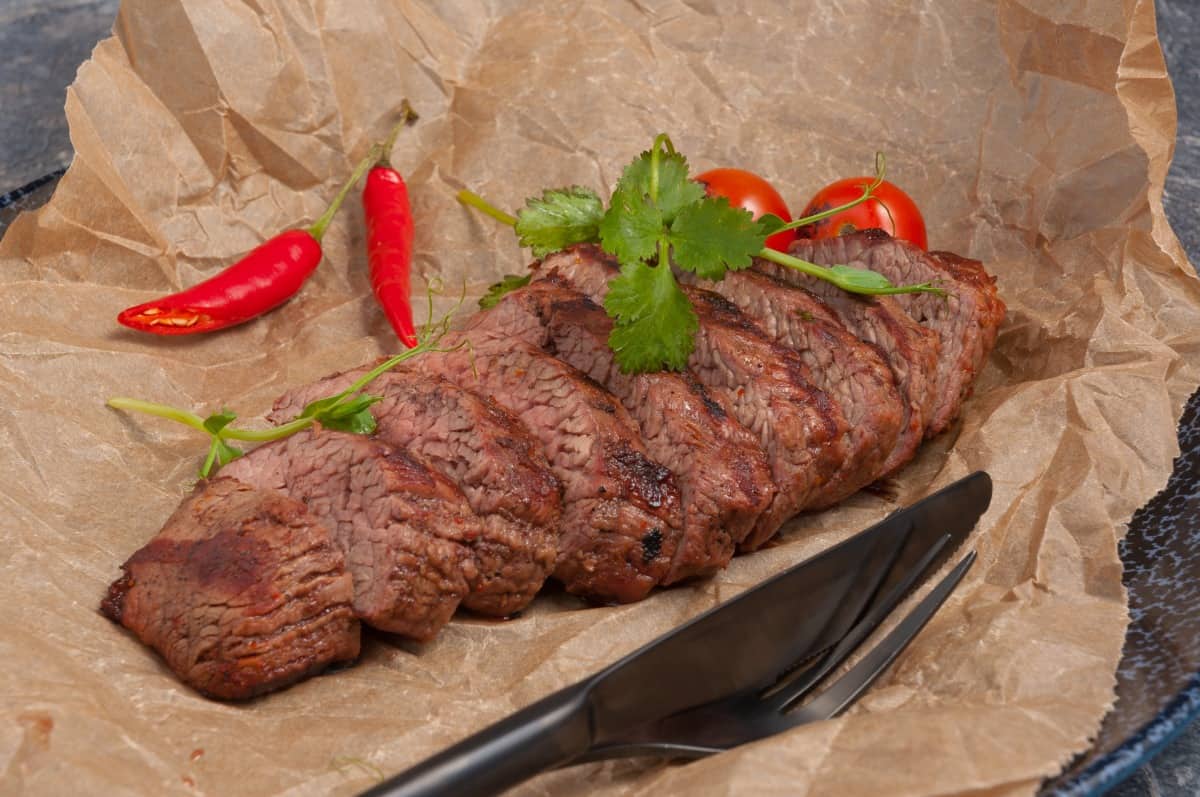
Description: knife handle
xmin=360 ymin=683 xmax=594 ymax=797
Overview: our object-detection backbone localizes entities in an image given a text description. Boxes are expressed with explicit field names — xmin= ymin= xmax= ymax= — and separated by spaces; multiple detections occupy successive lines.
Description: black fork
xmin=573 ymin=543 xmax=976 ymax=762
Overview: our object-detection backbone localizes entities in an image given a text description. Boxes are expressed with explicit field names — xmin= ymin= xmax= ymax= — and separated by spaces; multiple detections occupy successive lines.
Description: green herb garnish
xmin=460 ymin=135 xmax=943 ymax=373
xmin=108 ymin=292 xmax=465 ymax=478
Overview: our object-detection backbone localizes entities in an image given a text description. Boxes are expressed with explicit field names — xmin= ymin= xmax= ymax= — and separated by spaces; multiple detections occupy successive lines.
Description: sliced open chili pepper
xmin=117 ymin=146 xmax=380 ymax=335
xmin=364 ymin=102 xmax=420 ymax=348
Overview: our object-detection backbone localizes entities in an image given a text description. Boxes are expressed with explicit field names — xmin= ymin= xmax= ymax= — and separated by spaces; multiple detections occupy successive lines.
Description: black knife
xmin=361 ymin=471 xmax=993 ymax=797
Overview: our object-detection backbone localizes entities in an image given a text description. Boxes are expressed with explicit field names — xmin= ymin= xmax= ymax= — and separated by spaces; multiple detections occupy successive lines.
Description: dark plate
xmin=3 ymin=172 xmax=1198 ymax=795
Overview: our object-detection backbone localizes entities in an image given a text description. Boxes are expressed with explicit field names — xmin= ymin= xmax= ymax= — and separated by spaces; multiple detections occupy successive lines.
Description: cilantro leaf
xmin=599 ymin=187 xmax=663 ymax=265
xmin=202 ymin=409 xmax=238 ymax=436
xmin=297 ymin=393 xmax=383 ymax=435
xmin=213 ymin=438 xmax=243 ymax=465
xmin=757 ymin=213 xmax=787 ymax=238
xmin=668 ymin=197 xmax=766 ymax=280
xmin=614 ymin=149 xmax=704 ymax=223
xmin=479 ymin=274 xmax=532 ymax=309
xmin=514 ymin=187 xmax=604 ymax=257
xmin=200 ymin=435 xmax=243 ymax=478
xmin=318 ymin=408 xmax=379 ymax=435
xmin=604 ymin=260 xmax=698 ymax=373
xmin=298 ymin=393 xmax=345 ymax=420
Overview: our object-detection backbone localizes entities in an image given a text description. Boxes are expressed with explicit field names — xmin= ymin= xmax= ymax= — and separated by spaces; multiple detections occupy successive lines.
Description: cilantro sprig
xmin=458 ymin=136 xmax=943 ymax=374
xmin=107 ymin=292 xmax=466 ymax=478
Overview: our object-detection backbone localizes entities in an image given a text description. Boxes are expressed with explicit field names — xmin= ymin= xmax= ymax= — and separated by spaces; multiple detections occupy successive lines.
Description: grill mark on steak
xmin=408 ymin=322 xmax=684 ymax=604
xmin=693 ymin=268 xmax=909 ymax=489
xmin=534 ymin=244 xmax=853 ymax=550
xmin=100 ymin=478 xmax=359 ymax=700
xmin=754 ymin=250 xmax=941 ymax=459
xmin=221 ymin=429 xmax=478 ymax=640
xmin=270 ymin=370 xmax=560 ymax=617
xmin=786 ymin=231 xmax=1005 ymax=435
xmin=486 ymin=273 xmax=776 ymax=582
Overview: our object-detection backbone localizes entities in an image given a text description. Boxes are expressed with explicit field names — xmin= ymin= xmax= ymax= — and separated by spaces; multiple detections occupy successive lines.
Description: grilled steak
xmin=480 ymin=275 xmax=776 ymax=583
xmin=411 ymin=324 xmax=684 ymax=603
xmin=101 ymin=478 xmax=359 ymax=699
xmin=534 ymin=245 xmax=857 ymax=550
xmin=786 ymin=231 xmax=1005 ymax=434
xmin=753 ymin=253 xmax=941 ymax=455
xmin=270 ymin=371 xmax=560 ymax=617
xmin=222 ymin=429 xmax=479 ymax=640
xmin=693 ymin=268 xmax=910 ymax=483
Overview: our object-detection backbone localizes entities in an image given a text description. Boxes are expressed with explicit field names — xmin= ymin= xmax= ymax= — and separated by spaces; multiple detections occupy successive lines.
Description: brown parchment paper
xmin=3 ymin=0 xmax=1200 ymax=794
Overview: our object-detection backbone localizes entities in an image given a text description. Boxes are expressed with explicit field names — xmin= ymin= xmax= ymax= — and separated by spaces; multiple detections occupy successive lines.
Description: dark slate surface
xmin=1 ymin=1 xmax=1197 ymax=795
xmin=1104 ymin=2 xmax=1200 ymax=795
xmin=0 ymin=0 xmax=119 ymax=190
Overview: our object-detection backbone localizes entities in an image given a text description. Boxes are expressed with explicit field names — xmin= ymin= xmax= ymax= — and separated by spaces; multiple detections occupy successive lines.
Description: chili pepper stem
xmin=308 ymin=143 xmax=384 ymax=242
xmin=377 ymin=100 xmax=420 ymax=170
xmin=456 ymin=190 xmax=517 ymax=227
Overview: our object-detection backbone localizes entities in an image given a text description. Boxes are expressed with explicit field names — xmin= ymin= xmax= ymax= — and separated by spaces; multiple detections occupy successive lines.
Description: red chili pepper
xmin=117 ymin=147 xmax=381 ymax=335
xmin=364 ymin=103 xmax=420 ymax=348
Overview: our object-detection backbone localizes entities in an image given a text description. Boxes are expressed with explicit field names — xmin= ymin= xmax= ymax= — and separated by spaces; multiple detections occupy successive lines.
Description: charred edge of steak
xmin=754 ymin=252 xmax=941 ymax=453
xmin=701 ymin=269 xmax=906 ymax=498
xmin=520 ymin=276 xmax=775 ymax=574
xmin=271 ymin=368 xmax=562 ymax=615
xmin=605 ymin=441 xmax=674 ymax=510
xmin=410 ymin=334 xmax=683 ymax=601
xmin=788 ymin=231 xmax=1004 ymax=435
xmin=103 ymin=478 xmax=360 ymax=701
xmin=100 ymin=571 xmax=133 ymax=624
xmin=534 ymin=247 xmax=840 ymax=542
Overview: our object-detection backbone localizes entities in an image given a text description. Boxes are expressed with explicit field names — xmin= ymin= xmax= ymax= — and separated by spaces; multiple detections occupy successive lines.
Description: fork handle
xmin=360 ymin=683 xmax=594 ymax=797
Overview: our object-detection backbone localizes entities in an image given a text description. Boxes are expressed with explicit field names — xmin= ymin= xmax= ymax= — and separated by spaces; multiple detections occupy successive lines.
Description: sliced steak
xmin=481 ymin=275 xmax=776 ymax=583
xmin=753 ymin=251 xmax=941 ymax=454
xmin=270 ymin=371 xmax=560 ymax=617
xmin=786 ymin=231 xmax=1005 ymax=434
xmin=693 ymin=268 xmax=911 ymax=482
xmin=534 ymin=245 xmax=855 ymax=549
xmin=222 ymin=429 xmax=479 ymax=640
xmin=101 ymin=478 xmax=359 ymax=700
xmin=411 ymin=324 xmax=684 ymax=603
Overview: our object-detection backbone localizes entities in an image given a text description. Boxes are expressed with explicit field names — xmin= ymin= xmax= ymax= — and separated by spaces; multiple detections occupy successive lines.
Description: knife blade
xmin=361 ymin=471 xmax=993 ymax=797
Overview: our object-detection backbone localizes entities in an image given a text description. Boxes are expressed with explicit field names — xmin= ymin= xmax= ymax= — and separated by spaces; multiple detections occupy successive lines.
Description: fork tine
xmin=761 ymin=533 xmax=953 ymax=713
xmin=782 ymin=550 xmax=977 ymax=726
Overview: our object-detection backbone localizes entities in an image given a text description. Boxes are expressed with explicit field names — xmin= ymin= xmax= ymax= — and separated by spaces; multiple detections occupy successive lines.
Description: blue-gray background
xmin=1 ymin=1 xmax=1195 ymax=793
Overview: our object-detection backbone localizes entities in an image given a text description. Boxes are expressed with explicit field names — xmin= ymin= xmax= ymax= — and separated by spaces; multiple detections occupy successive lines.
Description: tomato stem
xmin=777 ymin=151 xmax=888 ymax=233
xmin=308 ymin=143 xmax=383 ymax=242
xmin=456 ymin=190 xmax=517 ymax=227
xmin=780 ymin=190 xmax=873 ymax=231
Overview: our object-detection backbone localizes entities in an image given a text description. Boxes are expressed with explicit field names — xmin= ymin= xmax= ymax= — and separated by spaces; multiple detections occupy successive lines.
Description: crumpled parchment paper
xmin=2 ymin=0 xmax=1199 ymax=794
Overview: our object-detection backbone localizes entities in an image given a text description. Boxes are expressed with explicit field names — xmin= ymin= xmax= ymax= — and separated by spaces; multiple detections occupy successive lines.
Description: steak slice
xmin=786 ymin=231 xmax=1005 ymax=434
xmin=222 ymin=429 xmax=478 ymax=640
xmin=270 ymin=371 xmax=560 ymax=617
xmin=693 ymin=268 xmax=911 ymax=482
xmin=753 ymin=251 xmax=941 ymax=454
xmin=481 ymin=275 xmax=776 ymax=583
xmin=411 ymin=324 xmax=684 ymax=603
xmin=101 ymin=478 xmax=359 ymax=700
xmin=534 ymin=245 xmax=853 ymax=550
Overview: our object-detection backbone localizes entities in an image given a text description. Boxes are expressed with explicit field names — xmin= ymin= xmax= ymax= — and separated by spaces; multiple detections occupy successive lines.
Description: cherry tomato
xmin=694 ymin=168 xmax=797 ymax=252
xmin=797 ymin=178 xmax=928 ymax=250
